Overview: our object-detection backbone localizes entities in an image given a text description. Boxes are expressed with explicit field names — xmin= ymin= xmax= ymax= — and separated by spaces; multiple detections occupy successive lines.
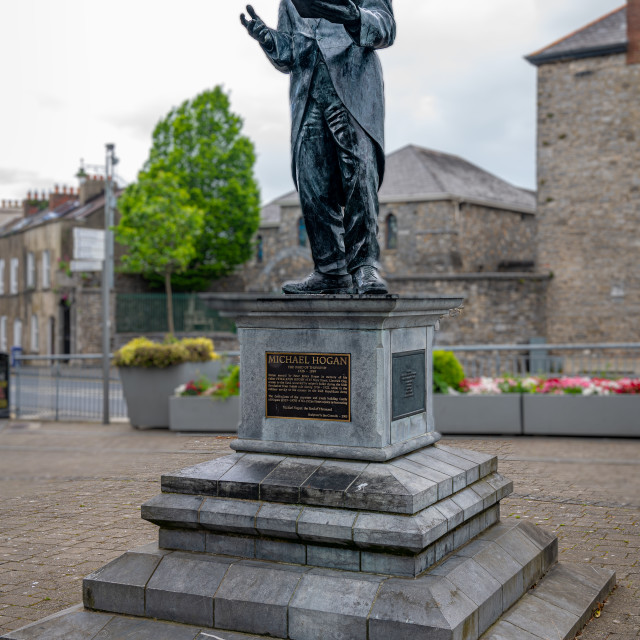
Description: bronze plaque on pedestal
xmin=266 ymin=352 xmax=351 ymax=422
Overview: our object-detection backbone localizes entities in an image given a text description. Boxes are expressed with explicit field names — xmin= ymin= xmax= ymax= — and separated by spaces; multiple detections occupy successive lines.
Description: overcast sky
xmin=0 ymin=0 xmax=624 ymax=206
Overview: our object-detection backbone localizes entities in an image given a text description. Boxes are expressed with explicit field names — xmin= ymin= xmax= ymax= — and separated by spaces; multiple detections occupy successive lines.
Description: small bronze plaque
xmin=266 ymin=352 xmax=351 ymax=422
xmin=392 ymin=350 xmax=426 ymax=421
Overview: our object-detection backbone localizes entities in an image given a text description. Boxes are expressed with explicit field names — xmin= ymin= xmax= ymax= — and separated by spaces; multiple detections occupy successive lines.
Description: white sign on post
xmin=72 ymin=228 xmax=105 ymax=271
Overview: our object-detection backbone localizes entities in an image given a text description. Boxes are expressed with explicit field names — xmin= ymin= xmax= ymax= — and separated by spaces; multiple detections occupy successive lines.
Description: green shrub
xmin=113 ymin=336 xmax=219 ymax=369
xmin=433 ymin=351 xmax=465 ymax=393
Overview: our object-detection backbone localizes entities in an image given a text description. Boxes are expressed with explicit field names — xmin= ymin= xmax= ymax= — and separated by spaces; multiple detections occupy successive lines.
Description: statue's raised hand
xmin=240 ymin=5 xmax=274 ymax=50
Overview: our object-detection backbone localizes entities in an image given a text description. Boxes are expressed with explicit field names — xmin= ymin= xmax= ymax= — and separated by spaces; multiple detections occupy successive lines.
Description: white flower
xmin=174 ymin=384 xmax=187 ymax=396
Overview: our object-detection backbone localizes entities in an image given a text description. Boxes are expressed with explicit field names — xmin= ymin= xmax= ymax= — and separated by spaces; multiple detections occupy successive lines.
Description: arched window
xmin=386 ymin=214 xmax=398 ymax=250
xmin=298 ymin=217 xmax=308 ymax=247
xmin=256 ymin=235 xmax=264 ymax=263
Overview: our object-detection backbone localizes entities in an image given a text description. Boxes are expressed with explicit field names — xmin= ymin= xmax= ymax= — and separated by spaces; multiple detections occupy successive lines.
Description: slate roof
xmin=527 ymin=6 xmax=628 ymax=66
xmin=0 ymin=191 xmax=116 ymax=238
xmin=261 ymin=144 xmax=536 ymax=225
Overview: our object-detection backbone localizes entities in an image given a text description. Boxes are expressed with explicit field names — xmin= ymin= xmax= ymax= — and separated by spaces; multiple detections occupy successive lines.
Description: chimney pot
xmin=54 ymin=184 xmax=59 ymax=194
xmin=629 ymin=0 xmax=640 ymax=64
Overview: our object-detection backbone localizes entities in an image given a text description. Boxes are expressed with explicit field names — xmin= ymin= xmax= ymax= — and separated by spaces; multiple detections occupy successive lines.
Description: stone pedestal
xmin=233 ymin=296 xmax=464 ymax=460
xmin=3 ymin=297 xmax=615 ymax=640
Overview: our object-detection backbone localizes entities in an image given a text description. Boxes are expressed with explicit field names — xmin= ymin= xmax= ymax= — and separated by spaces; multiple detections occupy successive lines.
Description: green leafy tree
xmin=116 ymin=171 xmax=204 ymax=334
xmin=143 ymin=86 xmax=261 ymax=290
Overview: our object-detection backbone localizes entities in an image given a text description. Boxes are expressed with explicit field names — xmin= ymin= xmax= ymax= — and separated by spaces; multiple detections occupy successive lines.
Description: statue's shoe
xmin=352 ymin=265 xmax=388 ymax=295
xmin=282 ymin=271 xmax=353 ymax=295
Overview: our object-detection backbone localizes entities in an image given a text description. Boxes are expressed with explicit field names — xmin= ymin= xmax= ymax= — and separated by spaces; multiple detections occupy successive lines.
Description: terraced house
xmin=0 ymin=178 xmax=114 ymax=358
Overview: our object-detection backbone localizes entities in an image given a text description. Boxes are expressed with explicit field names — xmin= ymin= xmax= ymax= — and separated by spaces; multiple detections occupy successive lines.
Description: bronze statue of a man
xmin=241 ymin=0 xmax=395 ymax=294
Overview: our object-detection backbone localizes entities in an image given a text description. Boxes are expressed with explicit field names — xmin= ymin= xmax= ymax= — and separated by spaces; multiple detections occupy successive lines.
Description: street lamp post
xmin=102 ymin=143 xmax=118 ymax=425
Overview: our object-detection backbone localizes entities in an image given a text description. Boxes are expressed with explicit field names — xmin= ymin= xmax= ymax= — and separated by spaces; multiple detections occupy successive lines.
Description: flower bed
xmin=169 ymin=366 xmax=240 ymax=433
xmin=435 ymin=376 xmax=640 ymax=437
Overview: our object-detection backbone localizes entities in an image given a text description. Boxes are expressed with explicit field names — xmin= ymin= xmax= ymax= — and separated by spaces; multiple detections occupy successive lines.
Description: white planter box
xmin=434 ymin=395 xmax=522 ymax=435
xmin=169 ymin=395 xmax=240 ymax=433
xmin=523 ymin=395 xmax=640 ymax=437
xmin=119 ymin=360 xmax=223 ymax=429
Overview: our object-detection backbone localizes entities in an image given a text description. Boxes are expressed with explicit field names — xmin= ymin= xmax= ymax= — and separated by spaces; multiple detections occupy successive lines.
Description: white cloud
xmin=0 ymin=0 xmax=625 ymax=203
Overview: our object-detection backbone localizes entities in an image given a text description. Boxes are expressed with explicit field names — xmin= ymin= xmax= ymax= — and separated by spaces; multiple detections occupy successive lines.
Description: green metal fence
xmin=116 ymin=293 xmax=237 ymax=334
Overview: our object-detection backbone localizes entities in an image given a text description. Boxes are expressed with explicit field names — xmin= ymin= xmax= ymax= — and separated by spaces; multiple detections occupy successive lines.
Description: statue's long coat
xmin=261 ymin=0 xmax=396 ymax=188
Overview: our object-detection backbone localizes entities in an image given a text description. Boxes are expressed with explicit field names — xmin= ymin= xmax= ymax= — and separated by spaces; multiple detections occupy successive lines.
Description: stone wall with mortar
xmin=536 ymin=53 xmax=640 ymax=343
xmin=390 ymin=274 xmax=550 ymax=346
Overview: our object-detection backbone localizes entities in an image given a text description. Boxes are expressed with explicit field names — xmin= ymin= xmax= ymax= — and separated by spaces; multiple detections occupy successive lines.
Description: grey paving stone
xmin=353 ymin=512 xmax=423 ymax=552
xmin=214 ymin=561 xmax=309 ymax=637
xmin=414 ymin=505 xmax=449 ymax=546
xmin=423 ymin=575 xmax=479 ymax=639
xmin=470 ymin=540 xmax=525 ymax=611
xmin=83 ymin=548 xmax=168 ymax=617
xmin=409 ymin=449 xmax=468 ymax=492
xmin=435 ymin=531 xmax=455 ymax=563
xmin=206 ymin=533 xmax=256 ymax=558
xmin=289 ymin=570 xmax=383 ymax=640
xmin=342 ymin=464 xmax=423 ymax=514
xmin=298 ymin=507 xmax=356 ymax=544
xmin=146 ymin=553 xmax=234 ymax=626
xmin=425 ymin=446 xmax=481 ymax=483
xmin=360 ymin=550 xmax=419 ymax=576
xmin=141 ymin=493 xmax=204 ymax=529
xmin=301 ymin=460 xmax=368 ymax=508
xmin=1 ymin=607 xmax=113 ymax=640
xmin=434 ymin=496 xmax=464 ymax=529
xmin=94 ymin=616 xmax=204 ymax=639
xmin=199 ymin=498 xmax=260 ymax=534
xmin=532 ymin=563 xmax=614 ymax=625
xmin=481 ymin=620 xmax=542 ymax=640
xmin=491 ymin=526 xmax=543 ymax=590
xmin=161 ymin=453 xmax=245 ymax=495
xmin=218 ymin=454 xmax=285 ymax=500
xmin=502 ymin=593 xmax=580 ymax=640
xmin=436 ymin=444 xmax=496 ymax=477
xmin=391 ymin=456 xmax=453 ymax=500
xmin=472 ymin=479 xmax=497 ymax=509
xmin=159 ymin=528 xmax=206 ymax=552
xmin=451 ymin=487 xmax=484 ymax=521
xmin=255 ymin=538 xmax=306 ymax=564
xmin=259 ymin=457 xmax=323 ymax=503
xmin=484 ymin=473 xmax=513 ymax=501
xmin=255 ymin=503 xmax=302 ymax=539
xmin=386 ymin=463 xmax=444 ymax=511
xmin=453 ymin=521 xmax=472 ymax=549
xmin=438 ymin=556 xmax=503 ymax=634
xmin=306 ymin=545 xmax=360 ymax=571
xmin=369 ymin=577 xmax=457 ymax=640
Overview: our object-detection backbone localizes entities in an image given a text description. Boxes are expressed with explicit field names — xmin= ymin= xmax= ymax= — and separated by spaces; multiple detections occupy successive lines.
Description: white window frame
xmin=13 ymin=318 xmax=22 ymax=348
xmin=26 ymin=252 xmax=36 ymax=289
xmin=42 ymin=251 xmax=51 ymax=289
xmin=10 ymin=258 xmax=18 ymax=295
xmin=0 ymin=259 xmax=5 ymax=295
xmin=30 ymin=314 xmax=39 ymax=353
xmin=0 ymin=316 xmax=7 ymax=352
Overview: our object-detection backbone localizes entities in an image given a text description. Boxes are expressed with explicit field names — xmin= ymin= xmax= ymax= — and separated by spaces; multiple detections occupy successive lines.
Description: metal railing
xmin=116 ymin=293 xmax=237 ymax=334
xmin=11 ymin=354 xmax=127 ymax=422
xmin=443 ymin=343 xmax=640 ymax=378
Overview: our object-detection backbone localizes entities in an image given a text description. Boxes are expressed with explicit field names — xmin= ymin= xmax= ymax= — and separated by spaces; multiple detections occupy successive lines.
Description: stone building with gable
xmin=229 ymin=144 xmax=548 ymax=345
xmin=527 ymin=0 xmax=640 ymax=343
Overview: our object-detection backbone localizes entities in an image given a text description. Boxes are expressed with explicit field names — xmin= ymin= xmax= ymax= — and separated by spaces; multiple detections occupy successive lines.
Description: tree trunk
xmin=165 ymin=270 xmax=175 ymax=336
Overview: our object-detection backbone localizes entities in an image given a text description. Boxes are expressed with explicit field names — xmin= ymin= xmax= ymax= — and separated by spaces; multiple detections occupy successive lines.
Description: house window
xmin=0 ymin=317 xmax=6 ymax=352
xmin=42 ymin=251 xmax=51 ymax=289
xmin=13 ymin=318 xmax=22 ymax=348
xmin=0 ymin=259 xmax=4 ymax=295
xmin=386 ymin=214 xmax=398 ymax=250
xmin=256 ymin=235 xmax=264 ymax=263
xmin=26 ymin=252 xmax=36 ymax=289
xmin=298 ymin=217 xmax=307 ymax=247
xmin=10 ymin=258 xmax=18 ymax=294
xmin=30 ymin=315 xmax=39 ymax=352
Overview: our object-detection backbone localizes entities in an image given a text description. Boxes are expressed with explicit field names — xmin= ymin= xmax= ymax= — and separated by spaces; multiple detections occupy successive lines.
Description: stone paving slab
xmin=0 ymin=423 xmax=638 ymax=638
xmin=161 ymin=444 xmax=496 ymax=515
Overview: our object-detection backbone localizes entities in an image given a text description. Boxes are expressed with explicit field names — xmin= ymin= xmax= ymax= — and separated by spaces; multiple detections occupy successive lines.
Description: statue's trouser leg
xmin=296 ymin=97 xmax=349 ymax=276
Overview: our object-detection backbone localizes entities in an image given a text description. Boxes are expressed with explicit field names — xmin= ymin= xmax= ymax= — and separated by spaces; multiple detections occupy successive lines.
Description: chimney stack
xmin=629 ymin=0 xmax=640 ymax=64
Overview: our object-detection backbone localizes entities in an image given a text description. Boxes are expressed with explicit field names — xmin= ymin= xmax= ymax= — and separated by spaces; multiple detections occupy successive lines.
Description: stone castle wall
xmin=536 ymin=53 xmax=640 ymax=342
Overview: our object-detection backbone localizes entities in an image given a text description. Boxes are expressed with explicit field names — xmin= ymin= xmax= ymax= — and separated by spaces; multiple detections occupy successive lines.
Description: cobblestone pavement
xmin=0 ymin=420 xmax=638 ymax=638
